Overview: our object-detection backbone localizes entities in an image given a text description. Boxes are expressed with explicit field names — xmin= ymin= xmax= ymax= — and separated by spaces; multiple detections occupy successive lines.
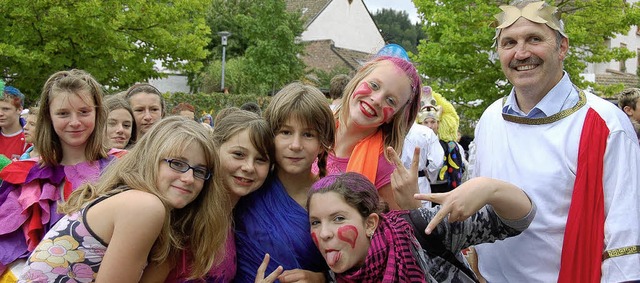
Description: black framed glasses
xmin=163 ymin=159 xmax=211 ymax=180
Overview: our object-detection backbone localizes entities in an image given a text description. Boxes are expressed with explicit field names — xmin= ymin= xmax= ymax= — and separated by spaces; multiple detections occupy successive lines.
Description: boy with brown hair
xmin=618 ymin=87 xmax=640 ymax=124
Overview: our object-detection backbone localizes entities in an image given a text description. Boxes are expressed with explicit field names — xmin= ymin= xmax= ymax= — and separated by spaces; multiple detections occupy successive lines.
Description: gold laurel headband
xmin=494 ymin=1 xmax=567 ymax=38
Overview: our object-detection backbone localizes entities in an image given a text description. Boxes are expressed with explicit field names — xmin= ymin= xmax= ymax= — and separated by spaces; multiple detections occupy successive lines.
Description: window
xmin=620 ymin=43 xmax=627 ymax=73
xmin=637 ymin=48 xmax=640 ymax=70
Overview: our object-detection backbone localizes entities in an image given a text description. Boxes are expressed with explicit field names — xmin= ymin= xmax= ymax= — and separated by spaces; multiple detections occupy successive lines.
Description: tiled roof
xmin=301 ymin=40 xmax=372 ymax=73
xmin=595 ymin=69 xmax=639 ymax=94
xmin=286 ymin=1 xmax=377 ymax=77
xmin=285 ymin=0 xmax=332 ymax=28
xmin=331 ymin=45 xmax=373 ymax=70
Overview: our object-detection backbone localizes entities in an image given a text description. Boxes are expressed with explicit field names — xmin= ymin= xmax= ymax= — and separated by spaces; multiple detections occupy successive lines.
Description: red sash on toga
xmin=558 ymin=108 xmax=608 ymax=283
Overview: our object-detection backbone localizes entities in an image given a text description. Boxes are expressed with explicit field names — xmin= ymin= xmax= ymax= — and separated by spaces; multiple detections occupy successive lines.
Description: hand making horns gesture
xmin=416 ymin=177 xmax=533 ymax=234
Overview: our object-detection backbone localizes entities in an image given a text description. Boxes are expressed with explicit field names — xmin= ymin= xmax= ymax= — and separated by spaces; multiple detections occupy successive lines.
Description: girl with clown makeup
xmin=307 ymin=172 xmax=535 ymax=283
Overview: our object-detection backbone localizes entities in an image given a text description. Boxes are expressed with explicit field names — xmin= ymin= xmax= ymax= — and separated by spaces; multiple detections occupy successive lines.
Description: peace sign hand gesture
xmin=255 ymin=254 xmax=283 ymax=283
xmin=389 ymin=146 xmax=422 ymax=210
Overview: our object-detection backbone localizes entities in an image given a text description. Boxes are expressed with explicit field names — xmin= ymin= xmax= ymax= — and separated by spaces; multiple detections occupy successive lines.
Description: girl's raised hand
xmin=255 ymin=254 xmax=283 ymax=283
xmin=388 ymin=146 xmax=421 ymax=209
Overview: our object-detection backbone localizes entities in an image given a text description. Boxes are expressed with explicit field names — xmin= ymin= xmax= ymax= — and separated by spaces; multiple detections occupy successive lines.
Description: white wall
xmin=586 ymin=0 xmax=639 ymax=75
xmin=149 ymin=74 xmax=190 ymax=94
xmin=301 ymin=0 xmax=384 ymax=54
xmin=150 ymin=59 xmax=191 ymax=93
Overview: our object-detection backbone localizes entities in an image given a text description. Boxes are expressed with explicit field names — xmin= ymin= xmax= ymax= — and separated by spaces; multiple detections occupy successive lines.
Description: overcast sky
xmin=363 ymin=0 xmax=420 ymax=23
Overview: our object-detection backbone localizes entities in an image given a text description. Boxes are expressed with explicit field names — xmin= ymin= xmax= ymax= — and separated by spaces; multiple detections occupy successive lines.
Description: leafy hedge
xmin=163 ymin=92 xmax=271 ymax=118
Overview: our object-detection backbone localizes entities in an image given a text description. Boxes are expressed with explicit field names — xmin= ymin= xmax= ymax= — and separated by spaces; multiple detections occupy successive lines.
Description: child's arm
xmin=96 ymin=191 xmax=166 ymax=283
xmin=277 ymin=269 xmax=326 ymax=283
xmin=409 ymin=177 xmax=535 ymax=252
xmin=418 ymin=177 xmax=533 ymax=234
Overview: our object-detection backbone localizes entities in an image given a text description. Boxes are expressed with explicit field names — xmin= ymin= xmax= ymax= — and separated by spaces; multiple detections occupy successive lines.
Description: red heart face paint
xmin=353 ymin=81 xmax=396 ymax=123
xmin=311 ymin=231 xmax=319 ymax=247
xmin=352 ymin=82 xmax=372 ymax=99
xmin=382 ymin=106 xmax=394 ymax=123
xmin=337 ymin=225 xmax=358 ymax=249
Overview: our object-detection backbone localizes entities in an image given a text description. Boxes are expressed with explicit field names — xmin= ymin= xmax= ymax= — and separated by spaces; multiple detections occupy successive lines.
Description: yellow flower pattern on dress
xmin=30 ymin=235 xmax=86 ymax=268
xmin=19 ymin=199 xmax=109 ymax=283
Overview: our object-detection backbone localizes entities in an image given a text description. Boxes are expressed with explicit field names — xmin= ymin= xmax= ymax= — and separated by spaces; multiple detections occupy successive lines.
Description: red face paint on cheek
xmin=352 ymin=82 xmax=372 ymax=99
xmin=337 ymin=225 xmax=359 ymax=249
xmin=382 ymin=106 xmax=394 ymax=123
xmin=311 ymin=232 xmax=319 ymax=247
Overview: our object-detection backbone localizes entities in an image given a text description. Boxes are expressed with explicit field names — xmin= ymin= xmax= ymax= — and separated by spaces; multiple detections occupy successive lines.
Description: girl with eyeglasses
xmin=165 ymin=107 xmax=275 ymax=282
xmin=18 ymin=116 xmax=231 ymax=282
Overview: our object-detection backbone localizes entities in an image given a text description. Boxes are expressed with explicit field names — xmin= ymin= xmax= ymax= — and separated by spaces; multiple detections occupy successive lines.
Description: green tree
xmin=372 ymin=8 xmax=421 ymax=54
xmin=198 ymin=57 xmax=257 ymax=94
xmin=0 ymin=0 xmax=211 ymax=104
xmin=197 ymin=0 xmax=306 ymax=95
xmin=413 ymin=0 xmax=640 ymax=122
xmin=313 ymin=67 xmax=352 ymax=93
xmin=204 ymin=0 xmax=253 ymax=61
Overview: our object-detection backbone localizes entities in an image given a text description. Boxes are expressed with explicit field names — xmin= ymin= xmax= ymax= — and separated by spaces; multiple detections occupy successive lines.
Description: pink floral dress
xmin=18 ymin=191 xmax=122 ymax=283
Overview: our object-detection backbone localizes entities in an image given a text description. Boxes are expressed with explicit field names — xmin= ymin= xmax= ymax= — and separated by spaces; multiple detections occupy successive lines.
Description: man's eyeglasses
xmin=163 ymin=159 xmax=211 ymax=180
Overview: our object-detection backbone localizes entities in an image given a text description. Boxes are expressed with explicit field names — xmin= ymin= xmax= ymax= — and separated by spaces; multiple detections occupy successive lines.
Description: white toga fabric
xmin=401 ymin=123 xmax=444 ymax=207
xmin=472 ymin=90 xmax=640 ymax=283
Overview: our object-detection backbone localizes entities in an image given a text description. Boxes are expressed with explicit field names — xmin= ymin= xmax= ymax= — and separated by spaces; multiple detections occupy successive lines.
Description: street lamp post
xmin=218 ymin=31 xmax=231 ymax=93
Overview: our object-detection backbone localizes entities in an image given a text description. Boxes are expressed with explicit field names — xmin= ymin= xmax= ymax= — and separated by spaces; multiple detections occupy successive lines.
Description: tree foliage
xmin=196 ymin=0 xmax=306 ymax=95
xmin=0 ymin=0 xmax=211 ymax=104
xmin=198 ymin=57 xmax=257 ymax=94
xmin=312 ymin=66 xmax=352 ymax=93
xmin=203 ymin=0 xmax=253 ymax=61
xmin=163 ymin=91 xmax=271 ymax=118
xmin=413 ymin=0 xmax=640 ymax=123
xmin=372 ymin=8 xmax=424 ymax=54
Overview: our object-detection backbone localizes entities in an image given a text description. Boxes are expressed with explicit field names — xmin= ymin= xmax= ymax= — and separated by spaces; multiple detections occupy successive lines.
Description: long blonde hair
xmin=336 ymin=56 xmax=421 ymax=156
xmin=36 ymin=69 xmax=108 ymax=166
xmin=62 ymin=116 xmax=231 ymax=279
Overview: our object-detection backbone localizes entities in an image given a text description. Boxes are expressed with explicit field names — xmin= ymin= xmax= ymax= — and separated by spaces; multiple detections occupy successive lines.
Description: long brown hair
xmin=104 ymin=95 xmax=137 ymax=148
xmin=212 ymin=107 xmax=275 ymax=166
xmin=36 ymin=69 xmax=108 ymax=166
